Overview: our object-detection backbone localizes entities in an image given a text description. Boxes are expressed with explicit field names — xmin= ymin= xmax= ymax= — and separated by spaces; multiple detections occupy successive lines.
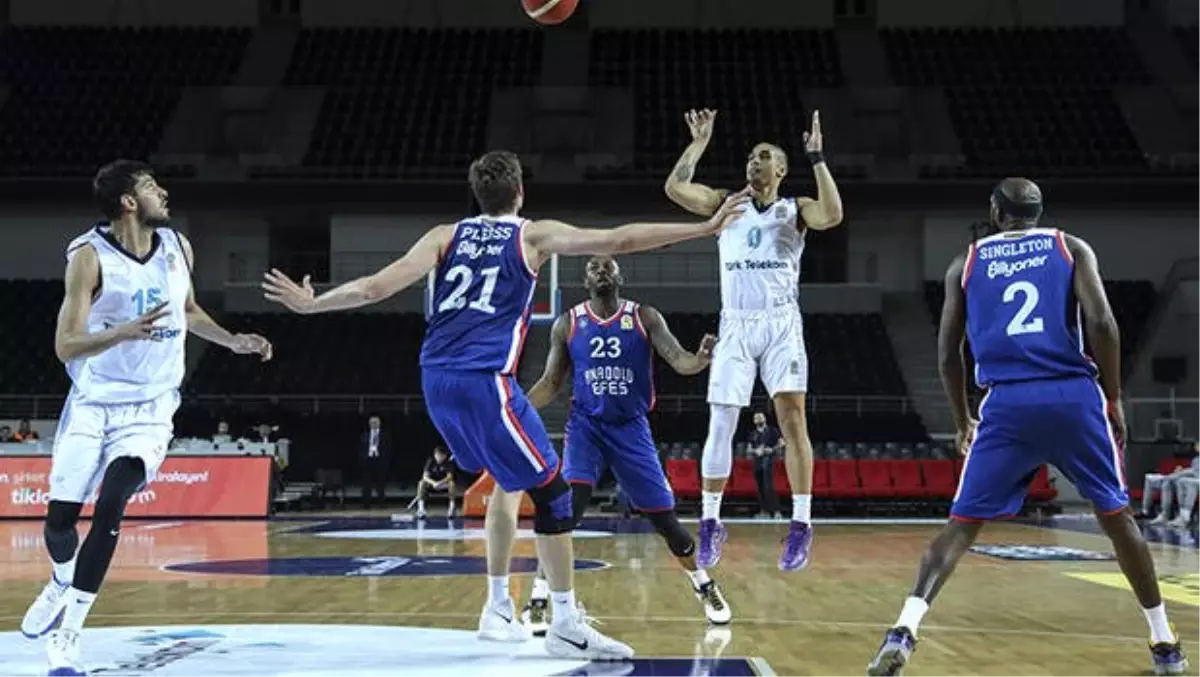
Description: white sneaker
xmin=521 ymin=598 xmax=550 ymax=637
xmin=546 ymin=607 xmax=634 ymax=661
xmin=1169 ymin=515 xmax=1192 ymax=529
xmin=1150 ymin=514 xmax=1169 ymax=526
xmin=21 ymin=576 xmax=69 ymax=639
xmin=46 ymin=628 xmax=84 ymax=676
xmin=477 ymin=599 xmax=531 ymax=643
xmin=693 ymin=580 xmax=732 ymax=625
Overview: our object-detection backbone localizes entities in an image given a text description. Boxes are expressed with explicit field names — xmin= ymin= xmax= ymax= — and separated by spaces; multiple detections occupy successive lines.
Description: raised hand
xmin=803 ymin=110 xmax=822 ymax=154
xmin=262 ymin=269 xmax=316 ymax=314
xmin=685 ymin=109 xmax=717 ymax=143
xmin=115 ymin=301 xmax=171 ymax=341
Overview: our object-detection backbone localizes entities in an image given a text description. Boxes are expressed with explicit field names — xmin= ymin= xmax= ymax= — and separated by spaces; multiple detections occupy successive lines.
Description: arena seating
xmin=252 ymin=28 xmax=542 ymax=178
xmin=1178 ymin=26 xmax=1198 ymax=67
xmin=663 ymin=455 xmax=1057 ymax=514
xmin=0 ymin=26 xmax=250 ymax=177
xmin=586 ymin=29 xmax=865 ymax=180
xmin=0 ymin=280 xmax=67 ymax=394
xmin=881 ymin=27 xmax=1153 ymax=177
xmin=922 ymin=279 xmax=1158 ymax=382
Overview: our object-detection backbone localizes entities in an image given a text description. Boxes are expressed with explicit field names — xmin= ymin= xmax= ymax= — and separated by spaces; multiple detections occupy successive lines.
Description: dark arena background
xmin=0 ymin=0 xmax=1196 ymax=674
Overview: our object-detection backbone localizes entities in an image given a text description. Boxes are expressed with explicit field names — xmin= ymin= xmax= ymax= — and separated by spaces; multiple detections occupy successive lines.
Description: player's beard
xmin=136 ymin=199 xmax=170 ymax=228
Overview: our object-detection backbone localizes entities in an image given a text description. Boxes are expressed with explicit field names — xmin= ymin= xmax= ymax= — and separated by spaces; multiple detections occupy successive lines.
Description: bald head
xmin=990 ymin=177 xmax=1043 ymax=230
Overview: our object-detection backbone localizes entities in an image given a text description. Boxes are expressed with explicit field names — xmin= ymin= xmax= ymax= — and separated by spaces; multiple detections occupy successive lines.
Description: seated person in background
xmin=415 ymin=445 xmax=455 ymax=519
xmin=0 ymin=425 xmax=13 ymax=442
xmin=14 ymin=418 xmax=39 ymax=442
xmin=212 ymin=420 xmax=232 ymax=445
xmin=1172 ymin=472 xmax=1198 ymax=529
xmin=1143 ymin=454 xmax=1200 ymax=525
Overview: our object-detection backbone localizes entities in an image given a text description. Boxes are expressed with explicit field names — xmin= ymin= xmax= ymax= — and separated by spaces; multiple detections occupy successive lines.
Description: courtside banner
xmin=0 ymin=456 xmax=271 ymax=518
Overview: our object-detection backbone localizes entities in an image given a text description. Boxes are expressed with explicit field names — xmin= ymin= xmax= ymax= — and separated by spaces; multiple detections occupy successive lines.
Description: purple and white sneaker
xmin=696 ymin=519 xmax=727 ymax=569
xmin=777 ymin=521 xmax=812 ymax=572
xmin=867 ymin=626 xmax=917 ymax=676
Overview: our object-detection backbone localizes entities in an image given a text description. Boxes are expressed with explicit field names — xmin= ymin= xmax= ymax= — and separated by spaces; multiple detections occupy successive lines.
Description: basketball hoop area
xmin=424 ymin=253 xmax=562 ymax=326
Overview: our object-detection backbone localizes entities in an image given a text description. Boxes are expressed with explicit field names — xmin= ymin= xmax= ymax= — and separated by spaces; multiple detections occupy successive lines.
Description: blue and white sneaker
xmin=46 ymin=628 xmax=85 ymax=676
xmin=22 ymin=575 xmax=69 ymax=639
xmin=867 ymin=626 xmax=917 ymax=676
xmin=1151 ymin=632 xmax=1189 ymax=676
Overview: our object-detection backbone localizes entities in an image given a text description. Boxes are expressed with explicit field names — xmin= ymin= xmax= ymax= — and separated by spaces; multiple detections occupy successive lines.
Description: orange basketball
xmin=522 ymin=0 xmax=578 ymax=25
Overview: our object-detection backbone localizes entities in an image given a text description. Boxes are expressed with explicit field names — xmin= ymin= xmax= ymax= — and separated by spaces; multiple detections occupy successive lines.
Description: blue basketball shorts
xmin=951 ymin=375 xmax=1128 ymax=521
xmin=563 ymin=412 xmax=674 ymax=512
xmin=422 ymin=368 xmax=559 ymax=492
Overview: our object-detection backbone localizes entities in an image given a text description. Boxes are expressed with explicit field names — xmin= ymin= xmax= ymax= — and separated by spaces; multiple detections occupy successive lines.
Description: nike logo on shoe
xmin=493 ymin=610 xmax=513 ymax=624
xmin=555 ymin=634 xmax=588 ymax=651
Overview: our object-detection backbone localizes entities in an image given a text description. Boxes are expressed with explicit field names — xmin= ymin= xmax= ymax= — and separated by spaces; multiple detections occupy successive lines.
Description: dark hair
xmin=468 ymin=151 xmax=522 ymax=215
xmin=93 ymin=159 xmax=153 ymax=220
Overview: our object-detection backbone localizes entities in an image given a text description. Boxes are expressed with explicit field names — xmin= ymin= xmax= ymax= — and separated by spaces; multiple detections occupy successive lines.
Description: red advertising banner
xmin=0 ymin=456 xmax=271 ymax=518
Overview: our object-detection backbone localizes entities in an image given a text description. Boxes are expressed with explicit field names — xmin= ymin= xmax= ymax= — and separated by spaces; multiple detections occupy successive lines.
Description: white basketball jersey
xmin=717 ymin=198 xmax=806 ymax=310
xmin=64 ymin=225 xmax=191 ymax=404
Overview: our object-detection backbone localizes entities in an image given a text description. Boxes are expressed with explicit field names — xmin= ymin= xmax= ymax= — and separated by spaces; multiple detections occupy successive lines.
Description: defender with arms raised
xmin=263 ymin=151 xmax=749 ymax=660
xmin=664 ymin=109 xmax=844 ymax=572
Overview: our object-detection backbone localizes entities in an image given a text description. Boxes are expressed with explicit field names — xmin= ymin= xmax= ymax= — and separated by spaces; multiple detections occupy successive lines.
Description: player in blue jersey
xmin=517 ymin=255 xmax=732 ymax=635
xmin=868 ymin=179 xmax=1188 ymax=676
xmin=263 ymin=151 xmax=750 ymax=661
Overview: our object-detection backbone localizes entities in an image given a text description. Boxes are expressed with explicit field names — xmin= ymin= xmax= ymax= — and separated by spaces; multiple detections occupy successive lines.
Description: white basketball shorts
xmin=49 ymin=388 xmax=180 ymax=503
xmin=707 ymin=306 xmax=808 ymax=408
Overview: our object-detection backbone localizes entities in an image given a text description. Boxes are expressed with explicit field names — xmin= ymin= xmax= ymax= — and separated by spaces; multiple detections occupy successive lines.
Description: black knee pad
xmin=46 ymin=500 xmax=82 ymax=533
xmin=44 ymin=501 xmax=82 ymax=564
xmin=92 ymin=457 xmax=147 ymax=524
xmin=647 ymin=511 xmax=695 ymax=558
xmin=527 ymin=473 xmax=574 ymax=535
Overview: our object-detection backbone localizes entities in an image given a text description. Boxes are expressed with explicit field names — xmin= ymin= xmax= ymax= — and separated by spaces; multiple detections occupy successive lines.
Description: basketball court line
xmin=747 ymin=656 xmax=777 ymax=676
xmin=6 ymin=610 xmax=1183 ymax=644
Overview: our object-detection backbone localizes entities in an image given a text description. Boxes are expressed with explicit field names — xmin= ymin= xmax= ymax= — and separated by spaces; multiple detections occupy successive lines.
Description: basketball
xmin=522 ymin=0 xmax=578 ymax=25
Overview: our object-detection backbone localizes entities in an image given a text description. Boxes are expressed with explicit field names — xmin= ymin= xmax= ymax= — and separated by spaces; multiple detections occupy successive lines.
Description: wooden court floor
xmin=0 ymin=514 xmax=1197 ymax=676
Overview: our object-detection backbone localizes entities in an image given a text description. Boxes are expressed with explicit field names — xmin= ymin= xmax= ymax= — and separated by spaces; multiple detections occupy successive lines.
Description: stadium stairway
xmin=882 ymin=292 xmax=953 ymax=436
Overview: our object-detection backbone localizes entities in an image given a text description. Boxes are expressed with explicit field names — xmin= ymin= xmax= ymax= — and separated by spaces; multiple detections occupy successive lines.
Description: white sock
xmin=895 ymin=596 xmax=930 ymax=635
xmin=448 ymin=500 xmax=456 ymax=512
xmin=417 ymin=500 xmax=426 ymax=512
xmin=701 ymin=491 xmax=723 ymax=521
xmin=686 ymin=568 xmax=711 ymax=588
xmin=52 ymin=558 xmax=75 ymax=587
xmin=1144 ymin=603 xmax=1176 ymax=643
xmin=60 ymin=588 xmax=96 ymax=633
xmin=532 ymin=575 xmax=550 ymax=600
xmin=550 ymin=589 xmax=577 ymax=624
xmin=791 ymin=494 xmax=812 ymax=523
xmin=487 ymin=576 xmax=509 ymax=605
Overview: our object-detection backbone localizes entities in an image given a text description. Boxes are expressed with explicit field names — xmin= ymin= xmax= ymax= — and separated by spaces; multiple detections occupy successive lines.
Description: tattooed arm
xmin=664 ymin=108 xmax=729 ymax=217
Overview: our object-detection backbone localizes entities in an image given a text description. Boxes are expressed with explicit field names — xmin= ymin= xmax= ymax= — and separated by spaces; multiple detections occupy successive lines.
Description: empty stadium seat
xmin=881 ymin=27 xmax=1156 ymax=177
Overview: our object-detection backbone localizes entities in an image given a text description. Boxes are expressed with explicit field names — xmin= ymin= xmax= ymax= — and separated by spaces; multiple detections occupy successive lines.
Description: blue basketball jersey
xmin=420 ymin=217 xmax=537 ymax=374
xmin=963 ymin=228 xmax=1097 ymax=387
xmin=567 ymin=300 xmax=656 ymax=422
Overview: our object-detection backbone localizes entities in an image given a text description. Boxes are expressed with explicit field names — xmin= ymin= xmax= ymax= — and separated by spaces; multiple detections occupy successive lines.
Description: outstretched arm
xmin=664 ymin=109 xmax=729 ymax=217
xmin=526 ymin=313 xmax=572 ymax=409
xmin=178 ymin=233 xmax=272 ymax=360
xmin=937 ymin=254 xmax=971 ymax=435
xmin=796 ymin=111 xmax=844 ymax=231
xmin=264 ymin=225 xmax=454 ymax=314
xmin=525 ymin=188 xmax=750 ymax=265
xmin=640 ymin=305 xmax=715 ymax=376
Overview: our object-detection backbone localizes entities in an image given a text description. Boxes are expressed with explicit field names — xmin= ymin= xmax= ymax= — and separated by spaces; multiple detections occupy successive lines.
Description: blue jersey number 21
xmin=132 ymin=287 xmax=164 ymax=315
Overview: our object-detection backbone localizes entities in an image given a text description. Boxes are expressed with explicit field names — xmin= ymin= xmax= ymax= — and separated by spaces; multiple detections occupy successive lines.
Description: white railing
xmin=0 ymin=393 xmax=912 ymax=418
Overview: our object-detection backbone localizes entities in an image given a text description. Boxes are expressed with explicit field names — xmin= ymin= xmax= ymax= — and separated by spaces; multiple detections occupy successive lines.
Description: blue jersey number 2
xmin=132 ymin=287 xmax=164 ymax=315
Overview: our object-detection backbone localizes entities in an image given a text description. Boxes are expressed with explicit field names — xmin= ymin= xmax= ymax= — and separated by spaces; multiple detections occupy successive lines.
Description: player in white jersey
xmin=20 ymin=160 xmax=273 ymax=676
xmin=665 ymin=109 xmax=844 ymax=571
